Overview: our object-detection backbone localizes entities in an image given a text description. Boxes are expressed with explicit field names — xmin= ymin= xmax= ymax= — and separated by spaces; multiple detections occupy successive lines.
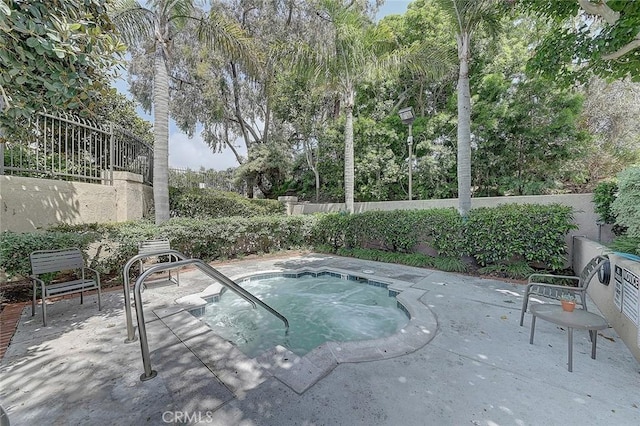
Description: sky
xmin=116 ymin=1 xmax=412 ymax=171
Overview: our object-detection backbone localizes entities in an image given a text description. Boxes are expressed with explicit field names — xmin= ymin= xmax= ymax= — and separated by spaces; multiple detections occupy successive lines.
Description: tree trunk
xmin=153 ymin=45 xmax=170 ymax=224
xmin=303 ymin=139 xmax=320 ymax=202
xmin=230 ymin=62 xmax=251 ymax=149
xmin=315 ymin=168 xmax=320 ymax=202
xmin=456 ymin=32 xmax=472 ymax=217
xmin=246 ymin=172 xmax=255 ymax=198
xmin=344 ymin=89 xmax=355 ymax=214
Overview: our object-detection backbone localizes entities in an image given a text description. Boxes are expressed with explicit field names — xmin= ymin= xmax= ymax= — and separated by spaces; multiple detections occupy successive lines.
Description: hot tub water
xmin=198 ymin=273 xmax=409 ymax=358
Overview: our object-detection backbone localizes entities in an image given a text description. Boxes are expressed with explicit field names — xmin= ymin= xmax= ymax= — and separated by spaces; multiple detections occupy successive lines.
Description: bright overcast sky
xmin=115 ymin=1 xmax=412 ymax=171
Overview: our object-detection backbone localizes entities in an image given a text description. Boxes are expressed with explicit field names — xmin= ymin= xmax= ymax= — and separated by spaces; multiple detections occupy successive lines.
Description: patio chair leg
xmin=41 ymin=282 xmax=47 ymax=326
xmin=568 ymin=328 xmax=573 ymax=372
xmin=32 ymin=284 xmax=36 ymax=317
xmin=529 ymin=315 xmax=536 ymax=344
xmin=520 ymin=295 xmax=529 ymax=326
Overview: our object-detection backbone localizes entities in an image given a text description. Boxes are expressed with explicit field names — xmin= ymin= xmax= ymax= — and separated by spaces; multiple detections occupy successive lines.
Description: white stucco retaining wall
xmin=0 ymin=172 xmax=153 ymax=232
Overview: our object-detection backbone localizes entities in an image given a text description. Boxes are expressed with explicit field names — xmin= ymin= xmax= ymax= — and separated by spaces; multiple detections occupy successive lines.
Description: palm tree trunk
xmin=153 ymin=45 xmax=170 ymax=224
xmin=456 ymin=32 xmax=472 ymax=217
xmin=344 ymin=89 xmax=355 ymax=214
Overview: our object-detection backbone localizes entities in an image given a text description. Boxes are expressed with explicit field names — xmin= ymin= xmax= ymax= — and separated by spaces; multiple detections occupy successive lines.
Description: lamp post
xmin=398 ymin=106 xmax=415 ymax=200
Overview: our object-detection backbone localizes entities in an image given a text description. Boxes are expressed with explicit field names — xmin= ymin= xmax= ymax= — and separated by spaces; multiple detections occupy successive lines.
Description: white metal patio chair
xmin=137 ymin=239 xmax=180 ymax=287
xmin=519 ymin=254 xmax=610 ymax=326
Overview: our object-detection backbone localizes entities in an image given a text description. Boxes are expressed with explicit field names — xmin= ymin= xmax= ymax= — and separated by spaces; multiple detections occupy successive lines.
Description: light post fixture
xmin=398 ymin=106 xmax=415 ymax=200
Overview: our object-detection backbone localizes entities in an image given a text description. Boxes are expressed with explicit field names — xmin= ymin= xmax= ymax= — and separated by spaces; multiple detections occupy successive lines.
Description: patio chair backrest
xmin=30 ymin=248 xmax=85 ymax=275
xmin=577 ymin=255 xmax=609 ymax=290
xmin=138 ymin=239 xmax=172 ymax=256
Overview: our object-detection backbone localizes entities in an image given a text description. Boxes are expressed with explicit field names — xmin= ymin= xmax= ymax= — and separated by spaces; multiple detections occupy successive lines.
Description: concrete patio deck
xmin=1 ymin=253 xmax=639 ymax=425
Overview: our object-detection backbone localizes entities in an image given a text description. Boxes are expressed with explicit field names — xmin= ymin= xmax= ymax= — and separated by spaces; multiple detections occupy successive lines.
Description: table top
xmin=530 ymin=304 xmax=609 ymax=330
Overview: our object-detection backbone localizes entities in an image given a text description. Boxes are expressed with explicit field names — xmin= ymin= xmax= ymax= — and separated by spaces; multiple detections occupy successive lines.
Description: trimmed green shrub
xmin=169 ymin=188 xmax=285 ymax=219
xmin=247 ymin=198 xmax=287 ymax=216
xmin=310 ymin=212 xmax=350 ymax=250
xmin=343 ymin=210 xmax=420 ymax=252
xmin=1 ymin=203 xmax=578 ymax=282
xmin=316 ymin=209 xmax=463 ymax=256
xmin=0 ymin=215 xmax=315 ymax=280
xmin=161 ymin=216 xmax=314 ymax=260
xmin=310 ymin=205 xmax=573 ymax=271
xmin=0 ymin=230 xmax=98 ymax=279
xmin=463 ymin=204 xmax=576 ymax=270
xmin=51 ymin=220 xmax=159 ymax=275
xmin=412 ymin=209 xmax=465 ymax=257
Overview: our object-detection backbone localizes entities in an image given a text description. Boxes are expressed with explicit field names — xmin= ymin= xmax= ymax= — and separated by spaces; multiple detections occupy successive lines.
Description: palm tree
xmin=308 ymin=0 xmax=446 ymax=213
xmin=311 ymin=1 xmax=376 ymax=213
xmin=435 ymin=0 xmax=499 ymax=217
xmin=110 ymin=0 xmax=254 ymax=224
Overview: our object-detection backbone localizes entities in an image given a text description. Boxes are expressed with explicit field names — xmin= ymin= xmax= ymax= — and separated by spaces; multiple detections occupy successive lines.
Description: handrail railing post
xmin=125 ymin=254 xmax=289 ymax=381
xmin=134 ymin=266 xmax=163 ymax=381
xmin=122 ymin=249 xmax=188 ymax=343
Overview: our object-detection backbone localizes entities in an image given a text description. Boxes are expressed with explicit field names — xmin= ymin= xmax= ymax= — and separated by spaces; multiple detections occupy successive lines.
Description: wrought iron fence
xmin=0 ymin=112 xmax=153 ymax=185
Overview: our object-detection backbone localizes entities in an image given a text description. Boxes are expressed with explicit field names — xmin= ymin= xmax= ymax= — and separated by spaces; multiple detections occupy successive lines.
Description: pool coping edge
xmin=156 ymin=268 xmax=438 ymax=394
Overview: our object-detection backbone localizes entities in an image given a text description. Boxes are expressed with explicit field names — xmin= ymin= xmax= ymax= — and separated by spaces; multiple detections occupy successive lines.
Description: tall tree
xmin=307 ymin=0 xmax=439 ymax=213
xmin=272 ymin=72 xmax=333 ymax=201
xmin=434 ymin=0 xmax=499 ymax=217
xmin=472 ymin=73 xmax=590 ymax=195
xmin=140 ymin=0 xmax=320 ymax=198
xmin=92 ymin=91 xmax=154 ymax=144
xmin=110 ymin=0 xmax=254 ymax=223
xmin=578 ymin=77 xmax=640 ymax=182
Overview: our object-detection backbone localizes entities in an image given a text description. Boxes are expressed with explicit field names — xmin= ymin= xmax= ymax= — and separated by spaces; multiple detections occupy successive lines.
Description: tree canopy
xmin=520 ymin=0 xmax=640 ymax=83
xmin=4 ymin=0 xmax=639 ymax=209
xmin=0 ymin=0 xmax=125 ymax=129
xmin=110 ymin=0 xmax=255 ymax=223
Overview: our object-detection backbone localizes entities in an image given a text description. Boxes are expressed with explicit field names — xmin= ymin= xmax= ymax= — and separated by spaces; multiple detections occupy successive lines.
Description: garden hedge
xmin=169 ymin=187 xmax=285 ymax=218
xmin=0 ymin=203 xmax=577 ymax=281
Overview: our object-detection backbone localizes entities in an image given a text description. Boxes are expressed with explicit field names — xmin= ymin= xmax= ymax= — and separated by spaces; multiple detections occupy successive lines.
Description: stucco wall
xmin=573 ymin=236 xmax=640 ymax=363
xmin=0 ymin=172 xmax=152 ymax=232
xmin=112 ymin=172 xmax=154 ymax=222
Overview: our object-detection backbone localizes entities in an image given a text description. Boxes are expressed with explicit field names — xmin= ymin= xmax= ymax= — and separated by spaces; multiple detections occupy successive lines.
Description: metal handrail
xmin=123 ymin=250 xmax=292 ymax=342
xmin=126 ymin=257 xmax=290 ymax=381
xmin=122 ymin=249 xmax=190 ymax=342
